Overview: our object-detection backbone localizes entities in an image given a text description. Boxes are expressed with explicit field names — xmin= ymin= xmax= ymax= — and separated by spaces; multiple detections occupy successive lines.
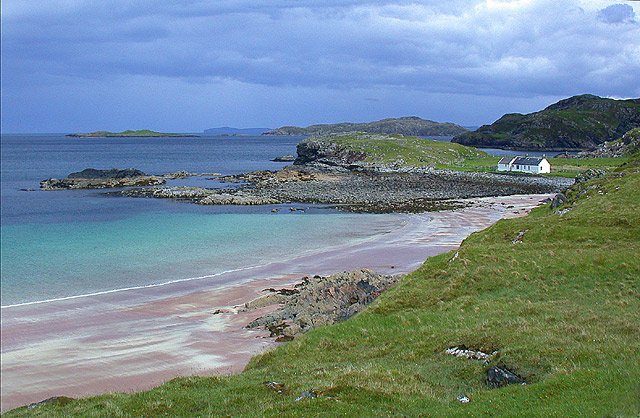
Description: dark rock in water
xmin=486 ymin=366 xmax=525 ymax=388
xmin=272 ymin=154 xmax=296 ymax=162
xmin=550 ymin=192 xmax=568 ymax=209
xmin=295 ymin=390 xmax=318 ymax=401
xmin=40 ymin=168 xmax=165 ymax=190
xmin=67 ymin=168 xmax=147 ymax=179
xmin=27 ymin=396 xmax=74 ymax=409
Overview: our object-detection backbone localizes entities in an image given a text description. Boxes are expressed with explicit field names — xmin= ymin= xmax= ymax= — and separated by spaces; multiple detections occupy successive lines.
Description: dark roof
xmin=512 ymin=157 xmax=545 ymax=166
xmin=498 ymin=157 xmax=514 ymax=164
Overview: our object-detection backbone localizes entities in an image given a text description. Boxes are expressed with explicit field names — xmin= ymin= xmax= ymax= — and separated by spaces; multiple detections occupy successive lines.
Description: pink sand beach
xmin=0 ymin=194 xmax=551 ymax=412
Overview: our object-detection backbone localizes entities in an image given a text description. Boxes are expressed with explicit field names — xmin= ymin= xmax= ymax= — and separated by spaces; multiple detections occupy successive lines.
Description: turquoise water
xmin=1 ymin=210 xmax=399 ymax=306
xmin=0 ymin=133 xmax=406 ymax=306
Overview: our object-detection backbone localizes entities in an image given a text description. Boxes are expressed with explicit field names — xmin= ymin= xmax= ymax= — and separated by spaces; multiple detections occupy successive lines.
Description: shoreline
xmin=0 ymin=194 xmax=551 ymax=412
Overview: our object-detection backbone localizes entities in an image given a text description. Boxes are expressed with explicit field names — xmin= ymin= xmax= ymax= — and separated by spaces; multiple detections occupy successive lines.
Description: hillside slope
xmin=452 ymin=94 xmax=640 ymax=151
xmin=8 ymin=158 xmax=639 ymax=417
xmin=263 ymin=117 xmax=468 ymax=137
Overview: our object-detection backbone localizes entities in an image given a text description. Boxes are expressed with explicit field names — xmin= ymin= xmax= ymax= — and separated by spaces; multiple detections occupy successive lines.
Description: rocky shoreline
xmin=117 ymin=166 xmax=572 ymax=213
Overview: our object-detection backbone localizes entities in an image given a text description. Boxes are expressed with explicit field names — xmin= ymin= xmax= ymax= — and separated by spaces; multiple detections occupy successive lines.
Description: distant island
xmin=261 ymin=116 xmax=468 ymax=137
xmin=66 ymin=130 xmax=199 ymax=138
xmin=452 ymin=94 xmax=640 ymax=151
xmin=203 ymin=127 xmax=272 ymax=135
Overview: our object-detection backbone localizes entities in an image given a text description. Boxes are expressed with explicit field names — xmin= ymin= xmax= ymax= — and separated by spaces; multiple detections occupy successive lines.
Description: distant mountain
xmin=204 ymin=127 xmax=272 ymax=135
xmin=452 ymin=94 xmax=640 ymax=151
xmin=262 ymin=117 xmax=468 ymax=137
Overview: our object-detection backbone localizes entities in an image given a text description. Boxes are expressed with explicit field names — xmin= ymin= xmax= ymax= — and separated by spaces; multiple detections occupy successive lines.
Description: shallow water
xmin=0 ymin=134 xmax=404 ymax=306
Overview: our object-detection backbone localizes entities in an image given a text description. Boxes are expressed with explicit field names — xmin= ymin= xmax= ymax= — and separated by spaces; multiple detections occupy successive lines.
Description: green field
xmin=7 ymin=154 xmax=639 ymax=416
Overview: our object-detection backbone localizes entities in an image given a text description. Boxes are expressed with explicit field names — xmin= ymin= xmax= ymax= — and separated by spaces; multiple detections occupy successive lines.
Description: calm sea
xmin=0 ymin=134 xmax=403 ymax=306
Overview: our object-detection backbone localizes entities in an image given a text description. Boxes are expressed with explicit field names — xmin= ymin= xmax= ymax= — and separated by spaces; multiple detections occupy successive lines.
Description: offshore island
xmin=66 ymin=129 xmax=199 ymax=138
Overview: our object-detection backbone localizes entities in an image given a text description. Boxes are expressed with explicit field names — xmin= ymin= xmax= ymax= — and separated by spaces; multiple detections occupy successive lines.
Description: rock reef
xmin=40 ymin=168 xmax=165 ymax=190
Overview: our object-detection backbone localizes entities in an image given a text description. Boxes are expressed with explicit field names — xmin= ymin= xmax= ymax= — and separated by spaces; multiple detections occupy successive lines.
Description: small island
xmin=66 ymin=130 xmax=199 ymax=138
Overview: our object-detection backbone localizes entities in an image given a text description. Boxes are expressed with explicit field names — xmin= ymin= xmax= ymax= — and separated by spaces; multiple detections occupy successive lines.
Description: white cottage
xmin=497 ymin=156 xmax=550 ymax=174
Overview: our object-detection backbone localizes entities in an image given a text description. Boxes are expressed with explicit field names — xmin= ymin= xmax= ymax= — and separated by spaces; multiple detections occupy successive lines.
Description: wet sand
xmin=0 ymin=194 xmax=551 ymax=412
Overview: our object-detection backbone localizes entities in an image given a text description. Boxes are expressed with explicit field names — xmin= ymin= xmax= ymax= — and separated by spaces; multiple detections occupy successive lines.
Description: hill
xmin=294 ymin=132 xmax=488 ymax=171
xmin=262 ymin=117 xmax=468 ymax=137
xmin=452 ymin=94 xmax=640 ymax=151
xmin=66 ymin=130 xmax=199 ymax=138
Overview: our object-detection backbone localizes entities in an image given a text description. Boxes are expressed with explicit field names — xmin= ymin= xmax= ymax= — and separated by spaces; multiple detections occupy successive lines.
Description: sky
xmin=1 ymin=0 xmax=639 ymax=133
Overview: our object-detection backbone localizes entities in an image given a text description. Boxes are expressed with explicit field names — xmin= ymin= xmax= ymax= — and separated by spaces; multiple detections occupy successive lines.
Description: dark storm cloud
xmin=3 ymin=0 xmax=639 ymax=97
xmin=597 ymin=3 xmax=636 ymax=24
xmin=2 ymin=0 xmax=639 ymax=132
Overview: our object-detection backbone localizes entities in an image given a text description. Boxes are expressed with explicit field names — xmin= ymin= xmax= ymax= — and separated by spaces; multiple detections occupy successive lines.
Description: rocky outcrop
xmin=271 ymin=154 xmax=296 ymax=162
xmin=294 ymin=135 xmax=369 ymax=168
xmin=452 ymin=95 xmax=640 ymax=151
xmin=560 ymin=127 xmax=640 ymax=158
xmin=263 ymin=117 xmax=468 ymax=137
xmin=246 ymin=269 xmax=401 ymax=338
xmin=40 ymin=168 xmax=165 ymax=190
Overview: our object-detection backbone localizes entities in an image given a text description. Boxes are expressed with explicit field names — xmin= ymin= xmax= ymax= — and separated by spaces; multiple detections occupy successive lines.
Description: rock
xmin=550 ymin=193 xmax=568 ymax=209
xmin=40 ymin=168 xmax=165 ymax=190
xmin=162 ymin=170 xmax=196 ymax=179
xmin=247 ymin=269 xmax=401 ymax=337
xmin=67 ymin=168 xmax=147 ymax=179
xmin=486 ymin=366 xmax=525 ymax=388
xmin=27 ymin=396 xmax=73 ymax=409
xmin=272 ymin=154 xmax=296 ymax=162
xmin=264 ymin=381 xmax=287 ymax=394
xmin=574 ymin=169 xmax=606 ymax=184
xmin=295 ymin=390 xmax=318 ymax=401
xmin=456 ymin=394 xmax=470 ymax=403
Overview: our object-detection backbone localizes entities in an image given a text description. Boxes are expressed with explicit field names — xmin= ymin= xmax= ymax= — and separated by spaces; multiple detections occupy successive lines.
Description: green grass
xmin=6 ymin=161 xmax=640 ymax=417
xmin=328 ymin=133 xmax=489 ymax=166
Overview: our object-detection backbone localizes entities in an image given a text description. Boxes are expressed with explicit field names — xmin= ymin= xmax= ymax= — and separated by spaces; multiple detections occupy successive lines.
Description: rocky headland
xmin=121 ymin=133 xmax=571 ymax=212
xmin=40 ymin=168 xmax=166 ymax=190
xmin=262 ymin=116 xmax=468 ymax=137
xmin=452 ymin=94 xmax=640 ymax=151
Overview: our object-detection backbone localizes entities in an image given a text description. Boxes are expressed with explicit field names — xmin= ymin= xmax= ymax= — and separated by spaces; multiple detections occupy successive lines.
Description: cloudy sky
xmin=2 ymin=0 xmax=639 ymax=133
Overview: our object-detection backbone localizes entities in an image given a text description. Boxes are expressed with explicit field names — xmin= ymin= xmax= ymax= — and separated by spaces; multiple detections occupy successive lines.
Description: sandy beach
xmin=0 ymin=194 xmax=551 ymax=412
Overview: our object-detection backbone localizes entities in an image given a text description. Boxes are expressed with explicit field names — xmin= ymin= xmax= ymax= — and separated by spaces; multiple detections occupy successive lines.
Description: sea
xmin=0 ymin=133 xmax=553 ymax=307
xmin=1 ymin=134 xmax=412 ymax=307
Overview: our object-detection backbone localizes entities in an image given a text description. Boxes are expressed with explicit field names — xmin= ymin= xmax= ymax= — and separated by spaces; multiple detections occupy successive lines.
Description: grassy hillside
xmin=7 ymin=160 xmax=639 ymax=417
xmin=452 ymin=94 xmax=640 ymax=151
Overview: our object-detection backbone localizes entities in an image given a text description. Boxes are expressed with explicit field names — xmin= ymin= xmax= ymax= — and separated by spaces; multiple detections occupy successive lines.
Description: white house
xmin=497 ymin=156 xmax=550 ymax=174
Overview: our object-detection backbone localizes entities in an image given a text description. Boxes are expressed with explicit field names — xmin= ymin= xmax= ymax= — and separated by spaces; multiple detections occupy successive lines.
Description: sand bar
xmin=0 ymin=194 xmax=551 ymax=412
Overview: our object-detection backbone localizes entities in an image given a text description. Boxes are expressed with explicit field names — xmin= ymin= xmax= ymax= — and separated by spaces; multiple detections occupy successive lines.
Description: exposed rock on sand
xmin=40 ymin=168 xmax=165 ymax=190
xmin=245 ymin=269 xmax=401 ymax=338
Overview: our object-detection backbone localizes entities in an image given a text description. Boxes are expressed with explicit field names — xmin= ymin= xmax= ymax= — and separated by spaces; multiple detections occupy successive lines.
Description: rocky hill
xmin=452 ymin=94 xmax=640 ymax=151
xmin=293 ymin=132 xmax=487 ymax=171
xmin=262 ymin=117 xmax=468 ymax=137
